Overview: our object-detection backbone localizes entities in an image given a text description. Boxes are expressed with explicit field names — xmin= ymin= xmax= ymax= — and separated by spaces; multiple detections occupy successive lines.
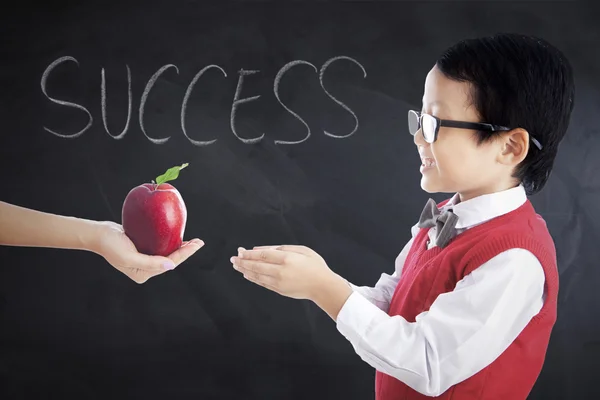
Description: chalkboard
xmin=1 ymin=1 xmax=598 ymax=399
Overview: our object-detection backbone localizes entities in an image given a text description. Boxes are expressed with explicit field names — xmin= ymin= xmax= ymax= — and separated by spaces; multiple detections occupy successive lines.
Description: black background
xmin=1 ymin=1 xmax=598 ymax=399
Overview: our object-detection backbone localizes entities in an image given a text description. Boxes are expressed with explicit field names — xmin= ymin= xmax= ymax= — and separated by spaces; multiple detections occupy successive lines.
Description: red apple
xmin=121 ymin=163 xmax=189 ymax=256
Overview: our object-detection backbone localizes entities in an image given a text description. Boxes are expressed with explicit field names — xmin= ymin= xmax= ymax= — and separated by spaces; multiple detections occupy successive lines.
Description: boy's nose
xmin=413 ymin=128 xmax=426 ymax=146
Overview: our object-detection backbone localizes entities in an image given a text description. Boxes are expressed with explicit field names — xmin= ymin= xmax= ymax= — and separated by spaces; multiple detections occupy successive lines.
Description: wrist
xmin=309 ymin=270 xmax=336 ymax=302
xmin=310 ymin=271 xmax=353 ymax=320
xmin=77 ymin=218 xmax=105 ymax=254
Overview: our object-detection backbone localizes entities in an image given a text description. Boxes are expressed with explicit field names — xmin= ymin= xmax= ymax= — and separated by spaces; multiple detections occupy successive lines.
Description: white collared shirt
xmin=336 ymin=185 xmax=546 ymax=397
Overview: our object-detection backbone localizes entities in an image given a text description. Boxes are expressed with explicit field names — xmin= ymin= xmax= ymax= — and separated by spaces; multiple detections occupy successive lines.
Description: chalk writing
xmin=41 ymin=56 xmax=367 ymax=145
xmin=101 ymin=65 xmax=132 ymax=140
xmin=273 ymin=60 xmax=318 ymax=145
xmin=181 ymin=64 xmax=227 ymax=146
xmin=139 ymin=64 xmax=178 ymax=144
xmin=41 ymin=56 xmax=93 ymax=138
xmin=230 ymin=69 xmax=264 ymax=144
xmin=320 ymin=56 xmax=367 ymax=139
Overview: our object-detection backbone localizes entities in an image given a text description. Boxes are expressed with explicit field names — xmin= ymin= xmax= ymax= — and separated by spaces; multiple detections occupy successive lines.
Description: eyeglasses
xmin=408 ymin=110 xmax=543 ymax=150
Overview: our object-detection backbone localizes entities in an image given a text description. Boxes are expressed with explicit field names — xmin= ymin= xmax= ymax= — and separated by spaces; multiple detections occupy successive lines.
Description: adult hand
xmin=93 ymin=221 xmax=204 ymax=283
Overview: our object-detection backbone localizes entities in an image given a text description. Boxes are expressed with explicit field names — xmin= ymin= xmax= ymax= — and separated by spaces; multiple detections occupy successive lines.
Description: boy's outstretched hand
xmin=230 ymin=245 xmax=353 ymax=320
xmin=93 ymin=221 xmax=204 ymax=284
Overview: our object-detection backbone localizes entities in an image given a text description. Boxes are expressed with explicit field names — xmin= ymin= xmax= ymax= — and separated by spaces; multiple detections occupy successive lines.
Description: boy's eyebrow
xmin=421 ymin=100 xmax=450 ymax=115
xmin=422 ymin=100 xmax=449 ymax=110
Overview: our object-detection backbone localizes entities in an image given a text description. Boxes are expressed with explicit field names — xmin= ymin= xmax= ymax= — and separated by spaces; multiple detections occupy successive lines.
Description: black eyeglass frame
xmin=408 ymin=110 xmax=543 ymax=151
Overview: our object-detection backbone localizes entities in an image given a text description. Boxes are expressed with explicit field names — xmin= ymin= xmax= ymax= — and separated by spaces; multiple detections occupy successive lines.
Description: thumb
xmin=274 ymin=245 xmax=316 ymax=257
xmin=165 ymin=239 xmax=205 ymax=267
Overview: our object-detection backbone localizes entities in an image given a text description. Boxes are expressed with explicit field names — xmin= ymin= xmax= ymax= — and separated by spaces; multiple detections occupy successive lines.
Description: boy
xmin=230 ymin=33 xmax=574 ymax=399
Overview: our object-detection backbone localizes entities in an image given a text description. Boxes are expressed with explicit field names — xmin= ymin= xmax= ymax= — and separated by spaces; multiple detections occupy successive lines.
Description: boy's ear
xmin=499 ymin=128 xmax=529 ymax=165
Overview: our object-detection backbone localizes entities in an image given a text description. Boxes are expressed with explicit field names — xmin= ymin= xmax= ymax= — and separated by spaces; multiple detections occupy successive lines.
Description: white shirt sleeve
xmin=335 ymin=248 xmax=546 ymax=397
xmin=346 ymin=235 xmax=415 ymax=312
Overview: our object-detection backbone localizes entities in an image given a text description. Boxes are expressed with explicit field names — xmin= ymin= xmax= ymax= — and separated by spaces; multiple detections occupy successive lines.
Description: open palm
xmin=93 ymin=221 xmax=203 ymax=283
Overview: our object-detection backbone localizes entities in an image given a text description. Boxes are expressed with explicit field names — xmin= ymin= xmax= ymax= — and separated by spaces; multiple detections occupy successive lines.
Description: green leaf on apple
xmin=154 ymin=163 xmax=189 ymax=185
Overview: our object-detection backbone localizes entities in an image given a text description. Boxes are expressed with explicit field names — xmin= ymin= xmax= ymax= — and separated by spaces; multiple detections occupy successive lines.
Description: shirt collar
xmin=441 ymin=184 xmax=527 ymax=229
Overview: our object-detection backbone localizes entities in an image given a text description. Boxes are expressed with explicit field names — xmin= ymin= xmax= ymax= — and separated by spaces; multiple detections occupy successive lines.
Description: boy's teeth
xmin=424 ymin=159 xmax=436 ymax=167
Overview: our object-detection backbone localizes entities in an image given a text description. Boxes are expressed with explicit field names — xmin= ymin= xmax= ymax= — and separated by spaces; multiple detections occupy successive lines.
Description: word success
xmin=40 ymin=56 xmax=367 ymax=145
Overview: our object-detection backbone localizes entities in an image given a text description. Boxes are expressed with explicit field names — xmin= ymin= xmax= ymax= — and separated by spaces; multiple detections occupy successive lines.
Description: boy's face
xmin=415 ymin=65 xmax=507 ymax=201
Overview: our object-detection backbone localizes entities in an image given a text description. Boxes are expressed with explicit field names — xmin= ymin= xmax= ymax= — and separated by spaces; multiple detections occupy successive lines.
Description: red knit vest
xmin=376 ymin=199 xmax=558 ymax=400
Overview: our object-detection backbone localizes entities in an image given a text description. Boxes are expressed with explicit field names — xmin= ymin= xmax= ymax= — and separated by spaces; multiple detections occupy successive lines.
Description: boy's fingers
xmin=274 ymin=245 xmax=315 ymax=256
xmin=251 ymin=245 xmax=315 ymax=257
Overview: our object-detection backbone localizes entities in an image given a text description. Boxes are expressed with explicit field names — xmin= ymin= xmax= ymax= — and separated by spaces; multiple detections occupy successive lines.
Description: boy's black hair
xmin=435 ymin=33 xmax=575 ymax=195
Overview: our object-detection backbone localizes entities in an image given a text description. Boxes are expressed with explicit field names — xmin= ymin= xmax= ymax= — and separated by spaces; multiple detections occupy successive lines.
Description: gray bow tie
xmin=417 ymin=198 xmax=459 ymax=248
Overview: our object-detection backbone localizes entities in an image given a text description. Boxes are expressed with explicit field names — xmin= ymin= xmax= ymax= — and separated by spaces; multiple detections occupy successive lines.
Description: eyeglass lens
xmin=408 ymin=111 xmax=436 ymax=143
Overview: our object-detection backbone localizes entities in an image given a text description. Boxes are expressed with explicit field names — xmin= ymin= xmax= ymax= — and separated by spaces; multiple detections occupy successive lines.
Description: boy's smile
xmin=419 ymin=155 xmax=436 ymax=174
